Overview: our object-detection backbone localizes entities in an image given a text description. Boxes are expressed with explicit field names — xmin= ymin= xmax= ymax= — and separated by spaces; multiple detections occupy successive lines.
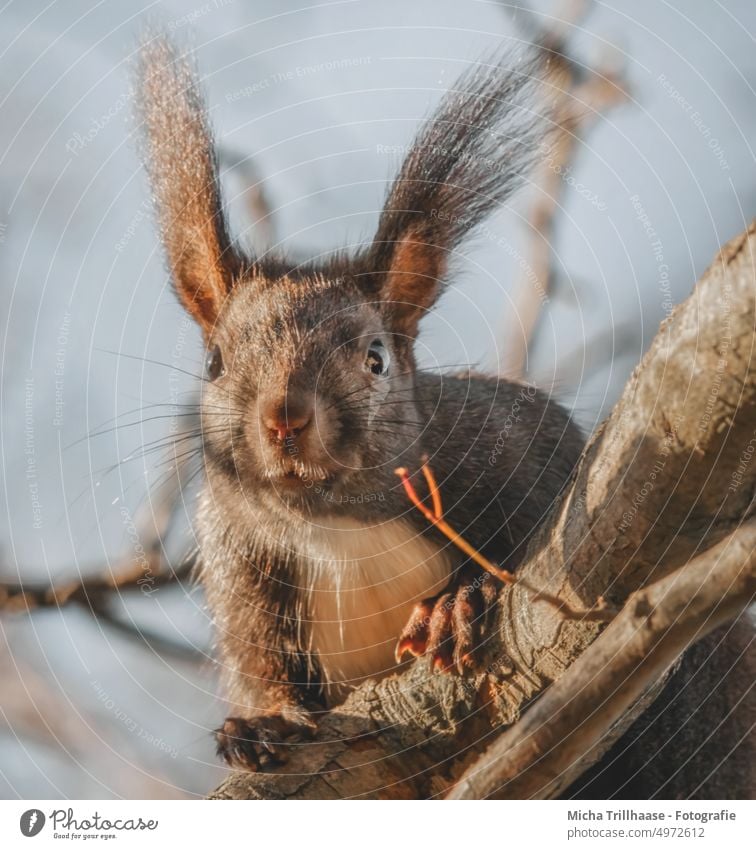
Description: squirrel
xmin=134 ymin=36 xmax=756 ymax=799
xmin=134 ymin=35 xmax=578 ymax=771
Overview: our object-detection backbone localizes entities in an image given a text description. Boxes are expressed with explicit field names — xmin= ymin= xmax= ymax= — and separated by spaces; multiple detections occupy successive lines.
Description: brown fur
xmin=382 ymin=229 xmax=445 ymax=337
xmin=135 ymin=37 xmax=240 ymax=333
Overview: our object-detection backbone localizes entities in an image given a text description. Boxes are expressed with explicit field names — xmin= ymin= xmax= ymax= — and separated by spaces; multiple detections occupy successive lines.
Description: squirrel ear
xmin=135 ymin=34 xmax=241 ymax=335
xmin=367 ymin=50 xmax=548 ymax=339
xmin=372 ymin=224 xmax=446 ymax=338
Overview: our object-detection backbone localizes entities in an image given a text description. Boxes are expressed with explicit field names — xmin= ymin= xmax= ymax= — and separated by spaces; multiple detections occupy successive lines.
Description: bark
xmin=209 ymin=221 xmax=756 ymax=800
xmin=448 ymin=522 xmax=756 ymax=799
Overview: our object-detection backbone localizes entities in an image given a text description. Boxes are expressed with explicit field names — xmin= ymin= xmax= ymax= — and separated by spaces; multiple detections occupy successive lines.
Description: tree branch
xmin=0 ymin=556 xmax=194 ymax=613
xmin=448 ymin=521 xmax=756 ymax=799
xmin=0 ymin=452 xmax=202 ymax=659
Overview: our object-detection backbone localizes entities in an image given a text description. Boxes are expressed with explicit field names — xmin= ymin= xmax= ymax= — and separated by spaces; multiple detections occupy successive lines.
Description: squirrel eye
xmin=365 ymin=339 xmax=389 ymax=376
xmin=205 ymin=344 xmax=225 ymax=381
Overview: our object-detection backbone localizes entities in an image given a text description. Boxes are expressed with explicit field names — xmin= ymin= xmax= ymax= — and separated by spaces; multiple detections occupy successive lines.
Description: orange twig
xmin=395 ymin=464 xmax=516 ymax=585
xmin=395 ymin=467 xmax=438 ymax=525
xmin=420 ymin=455 xmax=444 ymax=520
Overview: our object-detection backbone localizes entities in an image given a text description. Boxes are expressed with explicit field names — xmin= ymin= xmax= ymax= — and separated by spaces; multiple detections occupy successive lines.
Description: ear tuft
xmin=367 ymin=48 xmax=549 ymax=338
xmin=135 ymin=32 xmax=241 ymax=335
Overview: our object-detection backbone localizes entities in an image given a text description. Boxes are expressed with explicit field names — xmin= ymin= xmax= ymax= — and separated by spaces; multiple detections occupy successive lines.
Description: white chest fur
xmin=300 ymin=517 xmax=453 ymax=693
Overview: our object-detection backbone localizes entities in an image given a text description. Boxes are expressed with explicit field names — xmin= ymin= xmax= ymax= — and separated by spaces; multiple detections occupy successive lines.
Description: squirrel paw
xmin=395 ymin=567 xmax=500 ymax=674
xmin=214 ymin=710 xmax=315 ymax=771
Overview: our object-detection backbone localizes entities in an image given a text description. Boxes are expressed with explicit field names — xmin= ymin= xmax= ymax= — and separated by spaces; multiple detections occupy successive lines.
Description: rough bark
xmin=209 ymin=221 xmax=756 ymax=800
xmin=448 ymin=522 xmax=756 ymax=799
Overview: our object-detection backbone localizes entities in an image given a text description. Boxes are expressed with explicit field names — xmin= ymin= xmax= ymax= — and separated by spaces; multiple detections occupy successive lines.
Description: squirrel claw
xmin=432 ymin=652 xmax=454 ymax=673
xmin=396 ymin=567 xmax=500 ymax=676
xmin=395 ymin=598 xmax=436 ymax=663
xmin=214 ymin=712 xmax=313 ymax=772
xmin=395 ymin=637 xmax=422 ymax=663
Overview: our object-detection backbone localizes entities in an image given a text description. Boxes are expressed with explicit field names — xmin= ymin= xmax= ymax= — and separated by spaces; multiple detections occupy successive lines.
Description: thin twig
xmin=395 ymin=460 xmax=616 ymax=622
xmin=395 ymin=463 xmax=515 ymax=584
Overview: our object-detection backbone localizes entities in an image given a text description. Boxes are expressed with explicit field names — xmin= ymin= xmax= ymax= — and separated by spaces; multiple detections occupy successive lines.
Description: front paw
xmin=395 ymin=566 xmax=500 ymax=674
xmin=214 ymin=710 xmax=316 ymax=771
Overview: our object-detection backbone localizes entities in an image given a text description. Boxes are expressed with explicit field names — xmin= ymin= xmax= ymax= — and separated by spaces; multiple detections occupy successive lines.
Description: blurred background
xmin=0 ymin=0 xmax=754 ymax=798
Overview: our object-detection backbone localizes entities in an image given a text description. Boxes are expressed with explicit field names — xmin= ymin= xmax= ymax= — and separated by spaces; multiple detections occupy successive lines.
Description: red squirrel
xmin=135 ymin=35 xmax=584 ymax=771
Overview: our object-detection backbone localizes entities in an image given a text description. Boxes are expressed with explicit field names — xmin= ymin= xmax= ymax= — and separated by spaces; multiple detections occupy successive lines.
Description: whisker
xmin=65 ymin=402 xmax=201 ymax=450
xmin=325 ymin=363 xmax=471 ymax=411
xmin=337 ymin=395 xmax=445 ymax=416
xmin=81 ymin=413 xmax=206 ymax=444
xmin=68 ymin=395 xmax=248 ymax=452
xmin=152 ymin=444 xmax=214 ymax=471
xmin=101 ymin=425 xmax=229 ymax=472
xmin=98 ymin=348 xmax=208 ymax=383
xmin=370 ymin=419 xmax=425 ymax=427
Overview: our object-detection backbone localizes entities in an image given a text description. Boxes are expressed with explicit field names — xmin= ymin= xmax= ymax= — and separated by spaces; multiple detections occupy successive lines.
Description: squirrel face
xmin=198 ymin=268 xmax=420 ymax=511
xmin=136 ymin=36 xmax=546 ymax=516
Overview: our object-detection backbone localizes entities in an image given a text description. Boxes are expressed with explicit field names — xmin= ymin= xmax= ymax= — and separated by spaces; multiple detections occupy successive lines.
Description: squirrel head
xmin=196 ymin=264 xmax=418 ymax=503
xmin=135 ymin=34 xmax=546 ymax=510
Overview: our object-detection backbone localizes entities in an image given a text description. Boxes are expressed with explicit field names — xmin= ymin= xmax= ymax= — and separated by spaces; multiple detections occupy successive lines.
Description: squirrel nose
xmin=261 ymin=399 xmax=313 ymax=443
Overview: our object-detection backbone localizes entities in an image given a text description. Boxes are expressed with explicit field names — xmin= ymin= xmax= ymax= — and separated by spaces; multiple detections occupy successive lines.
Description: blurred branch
xmin=536 ymin=318 xmax=639 ymax=389
xmin=0 ymin=548 xmax=199 ymax=660
xmin=218 ymin=145 xmax=276 ymax=255
xmin=0 ymin=451 xmax=201 ymax=660
xmin=89 ymin=596 xmax=202 ymax=660
xmin=502 ymin=0 xmax=630 ymax=377
xmin=0 ymin=556 xmax=194 ymax=613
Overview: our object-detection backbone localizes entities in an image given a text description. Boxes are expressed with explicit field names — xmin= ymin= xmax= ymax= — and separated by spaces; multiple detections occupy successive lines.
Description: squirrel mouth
xmin=264 ymin=459 xmax=333 ymax=486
